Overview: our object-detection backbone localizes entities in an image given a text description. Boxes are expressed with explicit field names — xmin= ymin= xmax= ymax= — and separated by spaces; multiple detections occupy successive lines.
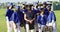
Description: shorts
xmin=26 ymin=21 xmax=35 ymax=30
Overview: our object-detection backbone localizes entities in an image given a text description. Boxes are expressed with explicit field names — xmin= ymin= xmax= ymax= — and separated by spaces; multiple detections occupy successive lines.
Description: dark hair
xmin=40 ymin=8 xmax=44 ymax=15
xmin=40 ymin=8 xmax=44 ymax=13
xmin=36 ymin=5 xmax=38 ymax=8
xmin=7 ymin=5 xmax=14 ymax=9
xmin=23 ymin=6 xmax=26 ymax=9
xmin=7 ymin=6 xmax=9 ymax=9
xmin=48 ymin=7 xmax=51 ymax=11
xmin=40 ymin=8 xmax=44 ymax=10
xmin=11 ymin=6 xmax=14 ymax=9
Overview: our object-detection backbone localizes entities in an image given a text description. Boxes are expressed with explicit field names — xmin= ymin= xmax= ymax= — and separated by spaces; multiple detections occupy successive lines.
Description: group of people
xmin=5 ymin=2 xmax=57 ymax=32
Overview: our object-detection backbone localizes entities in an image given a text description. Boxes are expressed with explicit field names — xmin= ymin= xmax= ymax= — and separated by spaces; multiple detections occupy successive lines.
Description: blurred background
xmin=0 ymin=0 xmax=60 ymax=10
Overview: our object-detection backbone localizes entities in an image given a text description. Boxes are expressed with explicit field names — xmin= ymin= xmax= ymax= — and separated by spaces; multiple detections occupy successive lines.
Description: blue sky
xmin=0 ymin=0 xmax=59 ymax=3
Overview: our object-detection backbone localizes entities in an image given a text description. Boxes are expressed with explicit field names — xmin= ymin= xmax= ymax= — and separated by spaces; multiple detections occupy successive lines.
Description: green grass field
xmin=0 ymin=8 xmax=60 ymax=32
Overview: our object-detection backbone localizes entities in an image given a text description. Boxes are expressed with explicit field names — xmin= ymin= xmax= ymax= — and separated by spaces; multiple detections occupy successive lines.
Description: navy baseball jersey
xmin=11 ymin=10 xmax=24 ymax=23
xmin=44 ymin=8 xmax=49 ymax=17
xmin=37 ymin=14 xmax=47 ymax=25
xmin=6 ymin=9 xmax=14 ymax=21
xmin=47 ymin=11 xmax=56 ymax=23
xmin=25 ymin=11 xmax=36 ymax=20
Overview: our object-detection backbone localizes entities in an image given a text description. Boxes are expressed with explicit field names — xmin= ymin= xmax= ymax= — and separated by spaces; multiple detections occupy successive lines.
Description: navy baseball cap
xmin=7 ymin=3 xmax=14 ymax=6
xmin=43 ymin=2 xmax=47 ymax=5
xmin=16 ymin=6 xmax=20 ymax=9
xmin=10 ymin=3 xmax=13 ymax=5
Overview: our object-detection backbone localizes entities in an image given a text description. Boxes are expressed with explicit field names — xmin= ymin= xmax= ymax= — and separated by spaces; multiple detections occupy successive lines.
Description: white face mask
xmin=9 ymin=6 xmax=12 ymax=9
xmin=31 ymin=6 xmax=33 ymax=10
xmin=33 ymin=6 xmax=37 ymax=10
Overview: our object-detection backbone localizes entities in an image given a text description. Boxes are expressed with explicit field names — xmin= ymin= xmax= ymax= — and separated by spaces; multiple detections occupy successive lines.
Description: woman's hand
xmin=29 ymin=20 xmax=33 ymax=24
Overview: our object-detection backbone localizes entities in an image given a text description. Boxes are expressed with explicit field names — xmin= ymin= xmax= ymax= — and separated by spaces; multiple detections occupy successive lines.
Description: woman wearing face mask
xmin=37 ymin=6 xmax=47 ymax=32
xmin=11 ymin=6 xmax=24 ymax=32
xmin=46 ymin=5 xmax=56 ymax=32
xmin=6 ymin=3 xmax=14 ymax=32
